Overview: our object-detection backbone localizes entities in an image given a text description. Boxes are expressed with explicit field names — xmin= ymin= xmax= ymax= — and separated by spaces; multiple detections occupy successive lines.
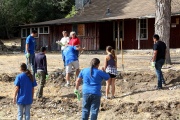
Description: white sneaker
xmin=104 ymin=96 xmax=110 ymax=99
xmin=65 ymin=83 xmax=70 ymax=87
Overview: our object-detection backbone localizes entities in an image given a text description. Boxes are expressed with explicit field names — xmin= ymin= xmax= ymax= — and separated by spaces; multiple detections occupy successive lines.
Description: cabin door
xmin=99 ymin=21 xmax=114 ymax=50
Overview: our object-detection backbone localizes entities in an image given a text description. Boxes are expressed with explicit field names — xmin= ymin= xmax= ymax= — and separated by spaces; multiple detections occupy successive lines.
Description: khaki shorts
xmin=66 ymin=60 xmax=79 ymax=73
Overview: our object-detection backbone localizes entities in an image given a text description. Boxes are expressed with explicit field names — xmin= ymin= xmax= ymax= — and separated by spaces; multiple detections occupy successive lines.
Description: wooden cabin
xmin=20 ymin=0 xmax=180 ymax=51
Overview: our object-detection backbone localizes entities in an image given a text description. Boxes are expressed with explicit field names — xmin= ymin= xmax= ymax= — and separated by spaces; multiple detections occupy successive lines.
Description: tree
xmin=155 ymin=0 xmax=171 ymax=64
xmin=0 ymin=0 xmax=75 ymax=39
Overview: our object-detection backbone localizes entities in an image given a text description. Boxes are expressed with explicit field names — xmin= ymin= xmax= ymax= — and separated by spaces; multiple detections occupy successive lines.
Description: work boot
xmin=162 ymin=81 xmax=166 ymax=86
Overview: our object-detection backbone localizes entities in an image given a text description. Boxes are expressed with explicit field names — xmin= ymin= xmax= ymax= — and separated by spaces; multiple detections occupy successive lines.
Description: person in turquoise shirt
xmin=13 ymin=63 xmax=37 ymax=120
xmin=75 ymin=58 xmax=110 ymax=120
xmin=25 ymin=30 xmax=38 ymax=77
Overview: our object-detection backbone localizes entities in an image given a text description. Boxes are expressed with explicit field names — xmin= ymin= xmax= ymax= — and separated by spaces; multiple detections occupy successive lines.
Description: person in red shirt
xmin=69 ymin=31 xmax=80 ymax=46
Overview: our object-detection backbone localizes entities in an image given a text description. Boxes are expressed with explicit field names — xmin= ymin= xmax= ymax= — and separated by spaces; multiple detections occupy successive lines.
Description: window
xmin=31 ymin=27 xmax=39 ymax=38
xmin=136 ymin=19 xmax=148 ymax=40
xmin=21 ymin=27 xmax=39 ymax=38
xmin=113 ymin=21 xmax=124 ymax=41
xmin=21 ymin=28 xmax=30 ymax=38
xmin=72 ymin=24 xmax=85 ymax=36
xmin=39 ymin=26 xmax=49 ymax=34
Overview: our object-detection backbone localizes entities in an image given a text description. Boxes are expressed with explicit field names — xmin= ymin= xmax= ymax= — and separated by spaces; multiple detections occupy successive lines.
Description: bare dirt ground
xmin=0 ymin=39 xmax=180 ymax=120
xmin=0 ymin=53 xmax=180 ymax=120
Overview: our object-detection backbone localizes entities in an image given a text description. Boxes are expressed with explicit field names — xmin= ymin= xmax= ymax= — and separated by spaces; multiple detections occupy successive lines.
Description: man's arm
xmin=44 ymin=56 xmax=48 ymax=75
xmin=152 ymin=50 xmax=158 ymax=62
xmin=26 ymin=44 xmax=29 ymax=53
xmin=32 ymin=87 xmax=34 ymax=100
xmin=34 ymin=55 xmax=37 ymax=73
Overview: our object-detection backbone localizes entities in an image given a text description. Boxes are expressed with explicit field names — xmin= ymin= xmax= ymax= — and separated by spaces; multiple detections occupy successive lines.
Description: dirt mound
xmin=108 ymin=101 xmax=180 ymax=120
xmin=1 ymin=69 xmax=180 ymax=119
xmin=47 ymin=69 xmax=76 ymax=87
xmin=116 ymin=69 xmax=180 ymax=93
xmin=0 ymin=73 xmax=17 ymax=82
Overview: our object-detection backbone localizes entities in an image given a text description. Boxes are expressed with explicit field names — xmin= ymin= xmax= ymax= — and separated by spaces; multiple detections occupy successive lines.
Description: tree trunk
xmin=155 ymin=0 xmax=171 ymax=64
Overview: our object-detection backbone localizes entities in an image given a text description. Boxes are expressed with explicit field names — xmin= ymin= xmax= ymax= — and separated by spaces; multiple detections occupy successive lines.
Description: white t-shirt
xmin=60 ymin=37 xmax=70 ymax=50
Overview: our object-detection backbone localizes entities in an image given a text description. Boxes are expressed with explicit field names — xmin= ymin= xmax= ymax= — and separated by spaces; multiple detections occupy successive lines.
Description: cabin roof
xmin=21 ymin=0 xmax=180 ymax=27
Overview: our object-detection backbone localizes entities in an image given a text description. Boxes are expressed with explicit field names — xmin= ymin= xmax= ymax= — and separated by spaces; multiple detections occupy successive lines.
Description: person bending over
xmin=63 ymin=45 xmax=84 ymax=87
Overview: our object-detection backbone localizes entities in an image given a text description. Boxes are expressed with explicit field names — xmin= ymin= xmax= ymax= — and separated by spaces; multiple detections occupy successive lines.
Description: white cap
xmin=70 ymin=31 xmax=76 ymax=37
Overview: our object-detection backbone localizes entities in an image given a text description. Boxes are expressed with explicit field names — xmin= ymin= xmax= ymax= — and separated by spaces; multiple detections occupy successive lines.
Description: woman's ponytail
xmin=111 ymin=49 xmax=116 ymax=61
xmin=25 ymin=69 xmax=34 ymax=82
xmin=90 ymin=58 xmax=100 ymax=77
xmin=20 ymin=63 xmax=34 ymax=82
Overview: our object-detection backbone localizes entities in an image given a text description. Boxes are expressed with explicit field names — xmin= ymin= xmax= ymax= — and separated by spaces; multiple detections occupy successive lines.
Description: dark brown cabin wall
xmin=78 ymin=23 xmax=99 ymax=50
xmin=139 ymin=18 xmax=154 ymax=49
xmin=38 ymin=34 xmax=50 ymax=50
xmin=99 ymin=22 xmax=114 ymax=50
xmin=50 ymin=24 xmax=72 ymax=51
xmin=123 ymin=19 xmax=136 ymax=49
xmin=123 ymin=18 xmax=154 ymax=49
xmin=170 ymin=16 xmax=180 ymax=48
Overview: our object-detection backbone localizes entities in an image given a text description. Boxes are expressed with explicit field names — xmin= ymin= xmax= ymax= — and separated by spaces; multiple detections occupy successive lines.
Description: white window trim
xmin=39 ymin=26 xmax=50 ymax=34
xmin=21 ymin=28 xmax=27 ymax=38
xmin=113 ymin=21 xmax=124 ymax=41
xmin=21 ymin=27 xmax=40 ymax=38
xmin=136 ymin=19 xmax=148 ymax=40
xmin=31 ymin=27 xmax=39 ymax=38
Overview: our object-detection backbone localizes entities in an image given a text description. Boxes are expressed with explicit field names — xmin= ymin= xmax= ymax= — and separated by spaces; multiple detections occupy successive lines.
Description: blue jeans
xmin=155 ymin=59 xmax=165 ymax=88
xmin=17 ymin=104 xmax=31 ymax=120
xmin=82 ymin=94 xmax=101 ymax=120
xmin=26 ymin=53 xmax=35 ymax=77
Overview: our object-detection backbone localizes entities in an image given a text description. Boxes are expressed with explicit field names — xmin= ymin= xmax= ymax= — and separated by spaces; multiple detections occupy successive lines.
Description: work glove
xmin=74 ymin=89 xmax=81 ymax=101
xmin=46 ymin=75 xmax=49 ymax=80
xmin=35 ymin=74 xmax=39 ymax=78
xmin=151 ymin=62 xmax=155 ymax=67
xmin=26 ymin=53 xmax=30 ymax=58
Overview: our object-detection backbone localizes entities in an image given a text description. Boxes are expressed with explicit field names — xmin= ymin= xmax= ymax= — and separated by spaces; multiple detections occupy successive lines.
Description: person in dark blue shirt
xmin=13 ymin=63 xmax=37 ymax=120
xmin=25 ymin=30 xmax=38 ymax=77
xmin=35 ymin=47 xmax=48 ymax=98
xmin=152 ymin=34 xmax=167 ymax=89
xmin=75 ymin=58 xmax=110 ymax=120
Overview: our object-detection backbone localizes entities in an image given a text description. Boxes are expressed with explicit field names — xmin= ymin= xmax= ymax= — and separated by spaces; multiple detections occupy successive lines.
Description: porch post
xmin=118 ymin=20 xmax=120 ymax=50
xmin=138 ymin=19 xmax=141 ymax=49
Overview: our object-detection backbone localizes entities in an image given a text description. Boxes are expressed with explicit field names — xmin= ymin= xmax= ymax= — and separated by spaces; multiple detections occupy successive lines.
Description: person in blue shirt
xmin=25 ymin=30 xmax=38 ymax=77
xmin=13 ymin=63 xmax=37 ymax=120
xmin=75 ymin=58 xmax=110 ymax=120
xmin=63 ymin=45 xmax=84 ymax=87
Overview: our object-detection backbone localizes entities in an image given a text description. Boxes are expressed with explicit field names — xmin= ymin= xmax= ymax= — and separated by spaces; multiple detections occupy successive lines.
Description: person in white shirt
xmin=60 ymin=31 xmax=70 ymax=67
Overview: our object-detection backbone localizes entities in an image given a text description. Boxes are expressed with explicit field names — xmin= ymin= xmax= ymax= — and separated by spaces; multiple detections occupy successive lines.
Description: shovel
xmin=78 ymin=47 xmax=85 ymax=57
xmin=120 ymin=38 xmax=124 ymax=71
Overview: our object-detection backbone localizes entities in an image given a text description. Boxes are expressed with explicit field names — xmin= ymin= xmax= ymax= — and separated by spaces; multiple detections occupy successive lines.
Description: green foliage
xmin=0 ymin=0 xmax=75 ymax=38
xmin=65 ymin=6 xmax=78 ymax=18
